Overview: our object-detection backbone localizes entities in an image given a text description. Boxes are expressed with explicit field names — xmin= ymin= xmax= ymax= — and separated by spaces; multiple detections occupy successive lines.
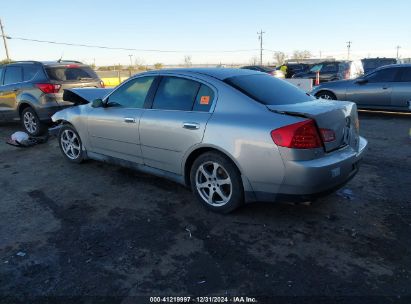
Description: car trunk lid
xmin=267 ymin=99 xmax=360 ymax=152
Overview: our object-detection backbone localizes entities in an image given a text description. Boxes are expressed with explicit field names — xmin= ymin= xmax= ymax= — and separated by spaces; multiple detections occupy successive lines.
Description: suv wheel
xmin=190 ymin=152 xmax=244 ymax=213
xmin=58 ymin=125 xmax=85 ymax=163
xmin=21 ymin=107 xmax=45 ymax=136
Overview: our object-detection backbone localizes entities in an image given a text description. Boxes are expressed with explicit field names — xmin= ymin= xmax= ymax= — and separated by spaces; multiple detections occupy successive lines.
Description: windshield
xmin=224 ymin=74 xmax=314 ymax=105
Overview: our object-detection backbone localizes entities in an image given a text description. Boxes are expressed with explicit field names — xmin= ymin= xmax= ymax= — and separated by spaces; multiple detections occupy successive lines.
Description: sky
xmin=1 ymin=0 xmax=410 ymax=66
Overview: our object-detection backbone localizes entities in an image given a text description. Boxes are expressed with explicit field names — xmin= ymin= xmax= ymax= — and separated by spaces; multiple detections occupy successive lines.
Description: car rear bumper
xmin=251 ymin=136 xmax=368 ymax=202
xmin=37 ymin=105 xmax=72 ymax=121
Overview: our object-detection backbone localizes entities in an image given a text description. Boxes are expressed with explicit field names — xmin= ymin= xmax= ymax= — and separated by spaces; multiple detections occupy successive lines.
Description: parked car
xmin=240 ymin=65 xmax=285 ymax=78
xmin=281 ymin=63 xmax=311 ymax=78
xmin=293 ymin=61 xmax=363 ymax=83
xmin=361 ymin=57 xmax=397 ymax=74
xmin=52 ymin=68 xmax=367 ymax=213
xmin=311 ymin=64 xmax=411 ymax=112
xmin=0 ymin=60 xmax=104 ymax=135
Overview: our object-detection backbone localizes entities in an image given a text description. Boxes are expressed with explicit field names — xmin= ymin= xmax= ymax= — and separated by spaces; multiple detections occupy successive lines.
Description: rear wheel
xmin=316 ymin=91 xmax=336 ymax=100
xmin=21 ymin=107 xmax=45 ymax=136
xmin=58 ymin=125 xmax=85 ymax=163
xmin=190 ymin=152 xmax=244 ymax=213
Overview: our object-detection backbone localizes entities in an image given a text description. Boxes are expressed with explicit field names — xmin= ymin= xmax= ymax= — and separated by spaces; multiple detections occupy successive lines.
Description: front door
xmin=346 ymin=67 xmax=400 ymax=107
xmin=87 ymin=76 xmax=155 ymax=164
xmin=0 ymin=66 xmax=23 ymax=120
xmin=139 ymin=76 xmax=215 ymax=174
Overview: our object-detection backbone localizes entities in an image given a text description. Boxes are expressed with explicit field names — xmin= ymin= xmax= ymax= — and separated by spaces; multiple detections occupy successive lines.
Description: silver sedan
xmin=311 ymin=64 xmax=411 ymax=112
xmin=52 ymin=68 xmax=367 ymax=213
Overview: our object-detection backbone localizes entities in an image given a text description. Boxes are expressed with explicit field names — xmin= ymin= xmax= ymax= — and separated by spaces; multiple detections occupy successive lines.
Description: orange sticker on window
xmin=200 ymin=96 xmax=210 ymax=105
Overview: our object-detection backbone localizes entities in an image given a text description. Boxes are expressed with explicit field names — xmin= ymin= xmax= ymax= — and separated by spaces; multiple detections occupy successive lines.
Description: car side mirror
xmin=355 ymin=78 xmax=368 ymax=85
xmin=91 ymin=98 xmax=104 ymax=108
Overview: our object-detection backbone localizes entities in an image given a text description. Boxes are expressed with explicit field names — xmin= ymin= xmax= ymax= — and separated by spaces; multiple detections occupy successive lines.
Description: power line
xmin=0 ymin=34 xmax=259 ymax=54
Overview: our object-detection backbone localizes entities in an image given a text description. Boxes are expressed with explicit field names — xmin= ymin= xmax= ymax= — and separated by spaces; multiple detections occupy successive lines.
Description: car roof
xmin=3 ymin=60 xmax=86 ymax=67
xmin=146 ymin=68 xmax=260 ymax=80
xmin=376 ymin=63 xmax=411 ymax=70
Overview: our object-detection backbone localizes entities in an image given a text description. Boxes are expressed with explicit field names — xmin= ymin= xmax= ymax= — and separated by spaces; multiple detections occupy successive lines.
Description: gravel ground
xmin=0 ymin=111 xmax=410 ymax=304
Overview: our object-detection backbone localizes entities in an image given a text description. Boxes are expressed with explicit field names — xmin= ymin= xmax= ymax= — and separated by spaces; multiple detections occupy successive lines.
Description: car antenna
xmin=57 ymin=52 xmax=64 ymax=63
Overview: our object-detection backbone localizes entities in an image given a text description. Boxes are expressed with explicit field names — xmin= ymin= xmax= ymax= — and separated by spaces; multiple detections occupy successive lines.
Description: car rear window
xmin=45 ymin=65 xmax=98 ymax=82
xmin=225 ymin=74 xmax=314 ymax=105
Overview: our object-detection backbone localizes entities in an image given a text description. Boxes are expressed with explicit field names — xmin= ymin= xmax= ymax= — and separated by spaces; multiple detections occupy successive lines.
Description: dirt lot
xmin=0 ymin=112 xmax=410 ymax=303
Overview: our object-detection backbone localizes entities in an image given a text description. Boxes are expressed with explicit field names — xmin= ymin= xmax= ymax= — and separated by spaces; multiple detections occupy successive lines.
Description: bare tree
xmin=184 ymin=55 xmax=192 ymax=67
xmin=273 ymin=52 xmax=287 ymax=66
xmin=291 ymin=50 xmax=312 ymax=63
xmin=249 ymin=56 xmax=259 ymax=65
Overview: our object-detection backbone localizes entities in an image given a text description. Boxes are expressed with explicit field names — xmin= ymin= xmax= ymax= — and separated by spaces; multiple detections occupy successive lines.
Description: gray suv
xmin=0 ymin=60 xmax=103 ymax=135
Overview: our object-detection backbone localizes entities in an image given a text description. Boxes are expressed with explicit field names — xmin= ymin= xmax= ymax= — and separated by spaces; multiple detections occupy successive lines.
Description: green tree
xmin=154 ymin=63 xmax=163 ymax=70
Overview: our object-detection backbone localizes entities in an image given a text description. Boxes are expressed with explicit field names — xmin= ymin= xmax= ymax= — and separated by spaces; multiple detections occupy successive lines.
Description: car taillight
xmin=271 ymin=119 xmax=322 ymax=149
xmin=100 ymin=80 xmax=105 ymax=88
xmin=35 ymin=83 xmax=61 ymax=94
xmin=320 ymin=128 xmax=336 ymax=142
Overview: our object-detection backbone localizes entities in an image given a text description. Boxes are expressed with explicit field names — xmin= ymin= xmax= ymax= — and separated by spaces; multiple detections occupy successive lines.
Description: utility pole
xmin=257 ymin=30 xmax=265 ymax=65
xmin=0 ymin=18 xmax=10 ymax=61
xmin=346 ymin=41 xmax=352 ymax=60
xmin=128 ymin=54 xmax=133 ymax=77
xmin=396 ymin=45 xmax=401 ymax=60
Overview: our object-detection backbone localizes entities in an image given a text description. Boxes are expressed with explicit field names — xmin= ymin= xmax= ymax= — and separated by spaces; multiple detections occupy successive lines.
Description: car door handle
xmin=183 ymin=122 xmax=200 ymax=130
xmin=382 ymin=87 xmax=388 ymax=90
xmin=124 ymin=117 xmax=136 ymax=123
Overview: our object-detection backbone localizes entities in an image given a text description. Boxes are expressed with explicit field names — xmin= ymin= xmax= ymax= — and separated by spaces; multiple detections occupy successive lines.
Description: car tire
xmin=21 ymin=107 xmax=45 ymax=136
xmin=58 ymin=124 xmax=85 ymax=164
xmin=190 ymin=151 xmax=244 ymax=213
xmin=316 ymin=91 xmax=336 ymax=100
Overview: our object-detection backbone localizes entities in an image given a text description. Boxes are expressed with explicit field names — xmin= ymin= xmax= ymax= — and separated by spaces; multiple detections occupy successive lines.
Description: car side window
xmin=366 ymin=68 xmax=398 ymax=83
xmin=23 ymin=65 xmax=41 ymax=81
xmin=321 ymin=64 xmax=338 ymax=73
xmin=193 ymin=84 xmax=215 ymax=112
xmin=399 ymin=68 xmax=411 ymax=82
xmin=4 ymin=66 xmax=23 ymax=85
xmin=107 ymin=76 xmax=155 ymax=108
xmin=152 ymin=77 xmax=200 ymax=111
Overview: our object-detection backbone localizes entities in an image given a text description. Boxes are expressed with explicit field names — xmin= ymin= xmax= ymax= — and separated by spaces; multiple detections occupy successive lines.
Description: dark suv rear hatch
xmin=45 ymin=64 xmax=103 ymax=104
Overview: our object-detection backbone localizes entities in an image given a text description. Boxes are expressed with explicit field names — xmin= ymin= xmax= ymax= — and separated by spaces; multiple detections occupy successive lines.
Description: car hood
xmin=63 ymin=88 xmax=113 ymax=105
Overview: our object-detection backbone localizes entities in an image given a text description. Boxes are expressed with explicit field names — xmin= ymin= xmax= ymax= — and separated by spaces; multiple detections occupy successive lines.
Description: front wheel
xmin=190 ymin=152 xmax=244 ymax=213
xmin=316 ymin=91 xmax=336 ymax=100
xmin=58 ymin=125 xmax=85 ymax=163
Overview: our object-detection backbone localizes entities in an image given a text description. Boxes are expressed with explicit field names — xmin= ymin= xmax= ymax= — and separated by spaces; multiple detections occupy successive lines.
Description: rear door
xmin=139 ymin=76 xmax=215 ymax=174
xmin=391 ymin=67 xmax=411 ymax=110
xmin=0 ymin=65 xmax=23 ymax=120
xmin=346 ymin=67 xmax=400 ymax=107
xmin=87 ymin=76 xmax=155 ymax=163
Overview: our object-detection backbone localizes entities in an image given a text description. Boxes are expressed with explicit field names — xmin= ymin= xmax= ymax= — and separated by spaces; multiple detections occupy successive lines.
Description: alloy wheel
xmin=195 ymin=161 xmax=232 ymax=206
xmin=61 ymin=130 xmax=81 ymax=160
xmin=23 ymin=111 xmax=38 ymax=134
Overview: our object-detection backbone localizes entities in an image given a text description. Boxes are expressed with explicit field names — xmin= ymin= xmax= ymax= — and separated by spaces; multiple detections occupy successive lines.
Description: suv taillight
xmin=271 ymin=119 xmax=334 ymax=149
xmin=36 ymin=83 xmax=61 ymax=94
xmin=344 ymin=68 xmax=350 ymax=79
